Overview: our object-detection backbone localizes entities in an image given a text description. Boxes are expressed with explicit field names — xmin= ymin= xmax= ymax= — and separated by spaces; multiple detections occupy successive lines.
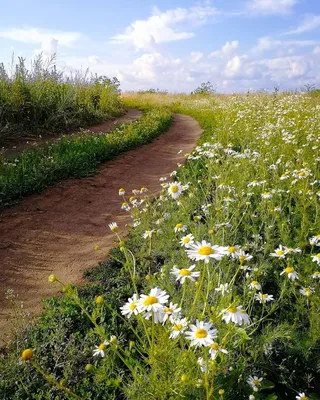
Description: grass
xmin=1 ymin=92 xmax=320 ymax=400
xmin=0 ymin=55 xmax=124 ymax=144
xmin=0 ymin=109 xmax=172 ymax=209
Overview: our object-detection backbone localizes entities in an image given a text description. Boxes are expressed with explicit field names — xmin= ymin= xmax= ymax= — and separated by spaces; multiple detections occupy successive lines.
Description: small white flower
xmin=108 ymin=222 xmax=118 ymax=233
xmin=270 ymin=245 xmax=286 ymax=258
xmin=280 ymin=266 xmax=299 ymax=280
xmin=143 ymin=229 xmax=156 ymax=239
xmin=247 ymin=375 xmax=263 ymax=391
xmin=118 ymin=188 xmax=125 ymax=196
xmin=255 ymin=293 xmax=274 ymax=303
xmin=93 ymin=340 xmax=109 ymax=357
xmin=174 ymin=223 xmax=187 ymax=233
xmin=261 ymin=192 xmax=273 ymax=199
xmin=238 ymin=250 xmax=253 ymax=264
xmin=312 ymin=271 xmax=320 ymax=279
xmin=180 ymin=234 xmax=194 ymax=248
xmin=214 ymin=283 xmax=230 ymax=295
xmin=227 ymin=245 xmax=240 ymax=258
xmin=312 ymin=253 xmax=320 ymax=265
xmin=168 ymin=182 xmax=183 ymax=199
xmin=284 ymin=246 xmax=301 ymax=254
xmin=299 ymin=287 xmax=314 ymax=297
xmin=120 ymin=294 xmax=139 ymax=318
xmin=248 ymin=281 xmax=261 ymax=290
xmin=186 ymin=240 xmax=228 ymax=263
xmin=197 ymin=357 xmax=207 ymax=372
xmin=296 ymin=393 xmax=309 ymax=400
xmin=170 ymin=265 xmax=200 ymax=284
xmin=222 ymin=306 xmax=250 ymax=326
xmin=138 ymin=287 xmax=169 ymax=313
xmin=209 ymin=342 xmax=228 ymax=359
xmin=162 ymin=302 xmax=181 ymax=324
xmin=185 ymin=320 xmax=217 ymax=347
xmin=169 ymin=318 xmax=188 ymax=339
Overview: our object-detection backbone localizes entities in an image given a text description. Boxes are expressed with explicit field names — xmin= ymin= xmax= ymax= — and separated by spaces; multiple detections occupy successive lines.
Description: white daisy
xmin=169 ymin=318 xmax=188 ymax=339
xmin=312 ymin=253 xmax=320 ymax=265
xmin=93 ymin=340 xmax=109 ymax=357
xmin=170 ymin=265 xmax=200 ymax=284
xmin=284 ymin=246 xmax=301 ymax=254
xmin=247 ymin=376 xmax=263 ymax=391
xmin=186 ymin=240 xmax=228 ymax=263
xmin=270 ymin=245 xmax=286 ymax=258
xmin=142 ymin=229 xmax=156 ymax=239
xmin=249 ymin=281 xmax=261 ymax=290
xmin=261 ymin=192 xmax=273 ymax=199
xmin=280 ymin=266 xmax=299 ymax=280
xmin=174 ymin=223 xmax=187 ymax=233
xmin=118 ymin=188 xmax=125 ymax=196
xmin=209 ymin=342 xmax=228 ymax=360
xmin=138 ymin=287 xmax=169 ymax=313
xmin=197 ymin=357 xmax=207 ymax=373
xmin=312 ymin=271 xmax=320 ymax=279
xmin=299 ymin=287 xmax=314 ymax=297
xmin=255 ymin=293 xmax=274 ymax=303
xmin=214 ymin=283 xmax=230 ymax=295
xmin=185 ymin=320 xmax=217 ymax=347
xmin=120 ymin=294 xmax=139 ymax=318
xmin=108 ymin=222 xmax=119 ymax=233
xmin=238 ymin=250 xmax=253 ymax=264
xmin=296 ymin=393 xmax=309 ymax=400
xmin=309 ymin=235 xmax=320 ymax=246
xmin=168 ymin=182 xmax=183 ymax=199
xmin=222 ymin=306 xmax=250 ymax=326
xmin=180 ymin=234 xmax=195 ymax=248
xmin=227 ymin=245 xmax=240 ymax=259
xmin=161 ymin=302 xmax=181 ymax=324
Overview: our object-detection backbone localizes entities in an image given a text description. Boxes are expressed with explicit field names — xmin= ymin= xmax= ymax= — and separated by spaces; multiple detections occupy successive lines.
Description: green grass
xmin=0 ymin=55 xmax=124 ymax=144
xmin=1 ymin=92 xmax=320 ymax=400
xmin=0 ymin=109 xmax=172 ymax=209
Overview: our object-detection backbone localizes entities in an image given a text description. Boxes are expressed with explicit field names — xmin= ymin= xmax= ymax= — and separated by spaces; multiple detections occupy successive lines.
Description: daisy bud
xmin=85 ymin=364 xmax=94 ymax=372
xmin=110 ymin=335 xmax=118 ymax=345
xmin=119 ymin=241 xmax=125 ymax=247
xmin=21 ymin=349 xmax=33 ymax=361
xmin=95 ymin=296 xmax=104 ymax=305
xmin=181 ymin=374 xmax=189 ymax=383
xmin=48 ymin=274 xmax=57 ymax=283
xmin=145 ymin=274 xmax=151 ymax=281
xmin=219 ymin=389 xmax=225 ymax=395
xmin=94 ymin=245 xmax=101 ymax=251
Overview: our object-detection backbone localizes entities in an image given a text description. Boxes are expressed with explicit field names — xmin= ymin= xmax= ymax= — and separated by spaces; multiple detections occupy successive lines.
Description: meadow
xmin=1 ymin=91 xmax=320 ymax=400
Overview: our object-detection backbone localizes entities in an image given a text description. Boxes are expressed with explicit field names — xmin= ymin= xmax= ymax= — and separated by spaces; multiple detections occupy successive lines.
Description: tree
xmin=191 ymin=81 xmax=216 ymax=95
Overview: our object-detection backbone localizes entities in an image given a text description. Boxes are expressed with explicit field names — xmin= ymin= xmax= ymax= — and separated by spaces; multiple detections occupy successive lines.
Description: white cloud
xmin=247 ymin=0 xmax=297 ymax=15
xmin=190 ymin=51 xmax=203 ymax=63
xmin=210 ymin=40 xmax=239 ymax=58
xmin=285 ymin=14 xmax=320 ymax=35
xmin=111 ymin=5 xmax=218 ymax=50
xmin=253 ymin=36 xmax=317 ymax=53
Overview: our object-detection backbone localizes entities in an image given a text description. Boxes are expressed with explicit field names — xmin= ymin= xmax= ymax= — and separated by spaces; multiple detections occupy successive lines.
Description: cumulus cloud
xmin=210 ymin=40 xmax=239 ymax=58
xmin=190 ymin=51 xmax=203 ymax=63
xmin=285 ymin=14 xmax=320 ymax=35
xmin=253 ymin=37 xmax=317 ymax=53
xmin=111 ymin=5 xmax=218 ymax=50
xmin=247 ymin=0 xmax=297 ymax=15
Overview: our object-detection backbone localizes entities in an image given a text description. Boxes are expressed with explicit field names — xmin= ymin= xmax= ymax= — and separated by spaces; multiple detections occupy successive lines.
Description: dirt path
xmin=0 ymin=114 xmax=202 ymax=343
xmin=1 ymin=109 xmax=142 ymax=157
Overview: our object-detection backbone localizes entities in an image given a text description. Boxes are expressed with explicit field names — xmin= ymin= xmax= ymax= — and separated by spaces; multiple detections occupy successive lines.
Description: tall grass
xmin=0 ymin=55 xmax=124 ymax=143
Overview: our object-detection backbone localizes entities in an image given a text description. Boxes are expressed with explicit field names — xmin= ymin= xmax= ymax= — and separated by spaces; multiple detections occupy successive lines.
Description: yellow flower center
xmin=251 ymin=280 xmax=259 ymax=286
xmin=225 ymin=196 xmax=231 ymax=201
xmin=227 ymin=307 xmax=237 ymax=313
xmin=180 ymin=269 xmax=191 ymax=276
xmin=239 ymin=255 xmax=246 ymax=263
xmin=263 ymin=192 xmax=269 ymax=196
xmin=183 ymin=237 xmax=191 ymax=243
xmin=316 ymin=234 xmax=320 ymax=239
xmin=129 ymin=303 xmax=137 ymax=311
xmin=316 ymin=253 xmax=320 ymax=258
xmin=299 ymin=172 xmax=305 ymax=177
xmin=285 ymin=266 xmax=294 ymax=274
xmin=98 ymin=343 xmax=106 ymax=351
xmin=228 ymin=246 xmax=236 ymax=253
xmin=164 ymin=307 xmax=173 ymax=313
xmin=143 ymin=296 xmax=158 ymax=306
xmin=195 ymin=328 xmax=208 ymax=339
xmin=305 ymin=289 xmax=312 ymax=297
xmin=253 ymin=379 xmax=261 ymax=386
xmin=198 ymin=246 xmax=214 ymax=256
xmin=211 ymin=343 xmax=219 ymax=350
xmin=300 ymin=397 xmax=309 ymax=400
xmin=176 ymin=223 xmax=183 ymax=229
xmin=173 ymin=323 xmax=183 ymax=331
xmin=141 ymin=187 xmax=146 ymax=192
xmin=314 ymin=271 xmax=320 ymax=276
xmin=129 ymin=196 xmax=135 ymax=202
xmin=276 ymin=250 xmax=284 ymax=256
xmin=21 ymin=349 xmax=33 ymax=361
xmin=171 ymin=185 xmax=179 ymax=193
xmin=260 ymin=294 xmax=268 ymax=300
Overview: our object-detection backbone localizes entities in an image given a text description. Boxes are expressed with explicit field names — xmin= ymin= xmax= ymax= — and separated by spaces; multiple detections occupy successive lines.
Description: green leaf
xmin=236 ymin=328 xmax=251 ymax=341
xmin=261 ymin=380 xmax=275 ymax=390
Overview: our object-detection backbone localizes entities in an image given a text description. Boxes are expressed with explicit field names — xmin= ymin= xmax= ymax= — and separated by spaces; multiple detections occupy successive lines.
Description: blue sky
xmin=0 ymin=0 xmax=319 ymax=92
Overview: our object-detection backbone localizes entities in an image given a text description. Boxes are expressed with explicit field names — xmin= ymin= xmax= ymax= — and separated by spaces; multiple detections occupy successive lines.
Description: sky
xmin=0 ymin=0 xmax=320 ymax=92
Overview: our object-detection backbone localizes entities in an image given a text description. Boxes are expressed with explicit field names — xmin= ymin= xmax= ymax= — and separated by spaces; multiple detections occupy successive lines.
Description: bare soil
xmin=0 ymin=113 xmax=202 ymax=344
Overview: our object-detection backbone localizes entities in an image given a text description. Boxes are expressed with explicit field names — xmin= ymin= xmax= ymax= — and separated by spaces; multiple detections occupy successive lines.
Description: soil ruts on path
xmin=0 ymin=114 xmax=202 ymax=343
xmin=1 ymin=108 xmax=142 ymax=156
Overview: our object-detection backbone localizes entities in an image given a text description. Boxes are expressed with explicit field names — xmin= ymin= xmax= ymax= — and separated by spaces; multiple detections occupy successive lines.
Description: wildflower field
xmin=1 ymin=92 xmax=320 ymax=400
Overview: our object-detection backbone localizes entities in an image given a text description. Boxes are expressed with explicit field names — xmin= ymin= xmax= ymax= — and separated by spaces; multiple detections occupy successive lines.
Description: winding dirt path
xmin=0 ymin=113 xmax=202 ymax=343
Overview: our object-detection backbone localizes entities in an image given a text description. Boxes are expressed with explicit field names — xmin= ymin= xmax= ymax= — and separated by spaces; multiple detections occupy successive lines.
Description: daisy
xmin=296 ymin=393 xmax=309 ymax=400
xmin=93 ymin=340 xmax=109 ymax=357
xmin=255 ymin=293 xmax=274 ymax=303
xmin=280 ymin=266 xmax=299 ymax=280
xmin=238 ymin=250 xmax=253 ymax=264
xmin=270 ymin=245 xmax=286 ymax=258
xmin=162 ymin=302 xmax=181 ymax=324
xmin=247 ymin=376 xmax=263 ymax=392
xmin=142 ymin=229 xmax=156 ymax=239
xmin=312 ymin=253 xmax=320 ymax=265
xmin=261 ymin=192 xmax=273 ymax=199
xmin=138 ymin=287 xmax=169 ymax=313
xmin=121 ymin=202 xmax=130 ymax=211
xmin=170 ymin=318 xmax=188 ymax=339
xmin=227 ymin=245 xmax=240 ymax=259
xmin=119 ymin=188 xmax=125 ymax=196
xmin=185 ymin=320 xmax=217 ymax=347
xmin=309 ymin=235 xmax=320 ymax=246
xmin=108 ymin=222 xmax=118 ymax=233
xmin=180 ymin=234 xmax=194 ymax=248
xmin=171 ymin=265 xmax=200 ymax=284
xmin=215 ymin=283 xmax=230 ymax=295
xmin=140 ymin=187 xmax=148 ymax=194
xmin=186 ymin=240 xmax=228 ymax=263
xmin=209 ymin=342 xmax=228 ymax=360
xmin=222 ymin=306 xmax=250 ymax=326
xmin=174 ymin=223 xmax=187 ymax=233
xmin=312 ymin=271 xmax=320 ymax=279
xmin=197 ymin=357 xmax=207 ymax=373
xmin=299 ymin=287 xmax=314 ymax=297
xmin=168 ymin=182 xmax=183 ymax=199
xmin=284 ymin=246 xmax=302 ymax=254
xmin=249 ymin=281 xmax=261 ymax=290
xmin=120 ymin=294 xmax=139 ymax=318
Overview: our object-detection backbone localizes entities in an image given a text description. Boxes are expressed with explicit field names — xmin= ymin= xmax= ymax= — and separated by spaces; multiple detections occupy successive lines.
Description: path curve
xmin=0 ymin=114 xmax=202 ymax=343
